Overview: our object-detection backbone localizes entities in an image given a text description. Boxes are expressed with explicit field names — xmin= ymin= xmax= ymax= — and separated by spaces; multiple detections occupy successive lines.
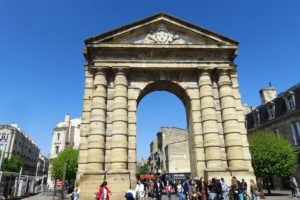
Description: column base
xmin=79 ymin=171 xmax=131 ymax=200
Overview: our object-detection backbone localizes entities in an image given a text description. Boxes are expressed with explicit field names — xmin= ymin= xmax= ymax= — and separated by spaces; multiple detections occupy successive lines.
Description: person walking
xmin=153 ymin=178 xmax=163 ymax=200
xmin=183 ymin=178 xmax=190 ymax=200
xmin=207 ymin=178 xmax=218 ymax=200
xmin=73 ymin=182 xmax=80 ymax=200
xmin=176 ymin=180 xmax=184 ymax=200
xmin=230 ymin=178 xmax=239 ymax=200
xmin=256 ymin=179 xmax=265 ymax=199
xmin=220 ymin=178 xmax=228 ymax=200
xmin=97 ymin=181 xmax=111 ymax=200
xmin=250 ymin=179 xmax=259 ymax=200
xmin=197 ymin=177 xmax=208 ymax=200
xmin=189 ymin=180 xmax=198 ymax=200
xmin=166 ymin=181 xmax=173 ymax=200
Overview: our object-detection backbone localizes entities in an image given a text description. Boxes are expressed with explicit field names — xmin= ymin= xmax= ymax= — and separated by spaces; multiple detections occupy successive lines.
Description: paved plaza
xmin=21 ymin=190 xmax=299 ymax=200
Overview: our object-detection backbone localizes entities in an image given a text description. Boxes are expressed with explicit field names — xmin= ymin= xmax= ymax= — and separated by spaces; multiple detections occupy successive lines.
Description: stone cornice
xmin=86 ymin=43 xmax=237 ymax=49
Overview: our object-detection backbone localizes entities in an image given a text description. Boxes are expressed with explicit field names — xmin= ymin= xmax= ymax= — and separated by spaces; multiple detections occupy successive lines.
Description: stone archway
xmin=77 ymin=13 xmax=255 ymax=199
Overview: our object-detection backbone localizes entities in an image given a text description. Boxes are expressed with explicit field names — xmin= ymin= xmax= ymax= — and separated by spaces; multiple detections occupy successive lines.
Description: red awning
xmin=139 ymin=175 xmax=155 ymax=180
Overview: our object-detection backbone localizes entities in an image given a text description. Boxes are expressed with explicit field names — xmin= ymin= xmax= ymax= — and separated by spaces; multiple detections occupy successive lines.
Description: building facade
xmin=47 ymin=114 xmax=81 ymax=186
xmin=49 ymin=114 xmax=81 ymax=159
xmin=246 ymin=83 xmax=300 ymax=186
xmin=0 ymin=124 xmax=40 ymax=175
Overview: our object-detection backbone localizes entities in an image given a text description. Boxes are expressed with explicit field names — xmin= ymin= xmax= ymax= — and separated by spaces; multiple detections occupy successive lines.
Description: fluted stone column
xmin=110 ymin=68 xmax=128 ymax=171
xmin=128 ymin=99 xmax=137 ymax=171
xmin=218 ymin=69 xmax=245 ymax=169
xmin=86 ymin=68 xmax=107 ymax=173
xmin=77 ymin=66 xmax=93 ymax=178
xmin=198 ymin=69 xmax=223 ymax=168
xmin=230 ymin=70 xmax=253 ymax=171
xmin=189 ymin=98 xmax=206 ymax=177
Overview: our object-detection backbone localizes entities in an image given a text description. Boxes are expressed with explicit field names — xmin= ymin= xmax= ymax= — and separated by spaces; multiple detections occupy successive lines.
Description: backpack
xmin=125 ymin=192 xmax=133 ymax=199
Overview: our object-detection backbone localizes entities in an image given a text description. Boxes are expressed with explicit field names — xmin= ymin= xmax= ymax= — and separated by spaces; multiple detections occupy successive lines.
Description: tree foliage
xmin=139 ymin=163 xmax=149 ymax=174
xmin=249 ymin=131 xmax=297 ymax=177
xmin=1 ymin=155 xmax=23 ymax=172
xmin=50 ymin=149 xmax=79 ymax=180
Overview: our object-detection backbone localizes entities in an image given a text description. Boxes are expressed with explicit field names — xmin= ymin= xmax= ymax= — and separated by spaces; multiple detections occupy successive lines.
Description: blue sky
xmin=0 ymin=1 xmax=299 ymax=161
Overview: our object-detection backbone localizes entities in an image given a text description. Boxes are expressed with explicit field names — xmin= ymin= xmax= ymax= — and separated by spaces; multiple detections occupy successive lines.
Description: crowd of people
xmin=71 ymin=175 xmax=299 ymax=200
xmin=125 ymin=176 xmax=270 ymax=200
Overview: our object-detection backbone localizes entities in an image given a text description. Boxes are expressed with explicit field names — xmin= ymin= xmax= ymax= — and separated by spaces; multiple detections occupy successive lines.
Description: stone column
xmin=128 ymin=99 xmax=137 ymax=171
xmin=77 ymin=66 xmax=93 ymax=178
xmin=86 ymin=68 xmax=107 ymax=173
xmin=198 ymin=69 xmax=223 ymax=169
xmin=218 ymin=69 xmax=245 ymax=169
xmin=110 ymin=68 xmax=128 ymax=171
xmin=230 ymin=70 xmax=253 ymax=171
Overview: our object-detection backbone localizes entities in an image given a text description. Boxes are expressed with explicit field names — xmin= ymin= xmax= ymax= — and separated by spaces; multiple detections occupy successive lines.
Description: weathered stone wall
xmin=165 ymin=140 xmax=191 ymax=173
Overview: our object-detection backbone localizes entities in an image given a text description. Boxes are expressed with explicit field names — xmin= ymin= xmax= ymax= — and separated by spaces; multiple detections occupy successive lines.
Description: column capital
xmin=95 ymin=67 xmax=109 ymax=74
xmin=197 ymin=68 xmax=213 ymax=75
xmin=113 ymin=67 xmax=129 ymax=75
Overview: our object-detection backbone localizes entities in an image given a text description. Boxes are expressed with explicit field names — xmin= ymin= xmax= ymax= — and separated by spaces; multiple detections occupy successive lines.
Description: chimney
xmin=64 ymin=114 xmax=70 ymax=122
xmin=259 ymin=83 xmax=277 ymax=104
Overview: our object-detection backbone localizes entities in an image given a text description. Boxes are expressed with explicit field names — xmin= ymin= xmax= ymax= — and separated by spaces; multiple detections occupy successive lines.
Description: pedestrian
xmin=230 ymin=177 xmax=239 ymax=200
xmin=241 ymin=179 xmax=248 ymax=198
xmin=135 ymin=180 xmax=145 ymax=200
xmin=197 ymin=177 xmax=208 ymax=200
xmin=220 ymin=178 xmax=228 ymax=200
xmin=250 ymin=179 xmax=259 ymax=200
xmin=153 ymin=178 xmax=163 ymax=200
xmin=73 ymin=181 xmax=80 ymax=200
xmin=207 ymin=178 xmax=218 ymax=200
xmin=166 ymin=181 xmax=173 ymax=200
xmin=183 ymin=178 xmax=190 ymax=200
xmin=189 ymin=180 xmax=197 ymax=200
xmin=291 ymin=177 xmax=300 ymax=197
xmin=256 ymin=179 xmax=265 ymax=199
xmin=176 ymin=180 xmax=184 ymax=200
xmin=97 ymin=181 xmax=111 ymax=200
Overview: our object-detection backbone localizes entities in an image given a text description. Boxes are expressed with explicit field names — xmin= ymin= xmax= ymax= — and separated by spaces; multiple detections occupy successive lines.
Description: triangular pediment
xmin=85 ymin=13 xmax=238 ymax=46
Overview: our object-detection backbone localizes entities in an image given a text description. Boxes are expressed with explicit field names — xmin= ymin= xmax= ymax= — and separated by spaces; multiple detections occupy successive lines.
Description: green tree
xmin=1 ymin=155 xmax=23 ymax=172
xmin=139 ymin=163 xmax=149 ymax=174
xmin=249 ymin=131 xmax=297 ymax=178
xmin=50 ymin=149 xmax=79 ymax=181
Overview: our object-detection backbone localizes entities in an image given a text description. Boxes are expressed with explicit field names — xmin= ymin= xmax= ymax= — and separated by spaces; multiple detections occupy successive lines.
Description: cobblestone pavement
xmin=21 ymin=190 xmax=299 ymax=200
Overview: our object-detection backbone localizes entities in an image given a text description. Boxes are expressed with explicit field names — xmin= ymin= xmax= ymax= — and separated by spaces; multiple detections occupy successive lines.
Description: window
xmin=55 ymin=146 xmax=59 ymax=154
xmin=57 ymin=133 xmax=60 ymax=141
xmin=284 ymin=92 xmax=296 ymax=111
xmin=252 ymin=110 xmax=260 ymax=127
xmin=291 ymin=122 xmax=300 ymax=145
xmin=267 ymin=103 xmax=276 ymax=120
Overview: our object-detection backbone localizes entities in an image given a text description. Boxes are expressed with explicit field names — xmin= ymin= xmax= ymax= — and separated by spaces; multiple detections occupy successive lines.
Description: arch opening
xmin=136 ymin=80 xmax=194 ymax=181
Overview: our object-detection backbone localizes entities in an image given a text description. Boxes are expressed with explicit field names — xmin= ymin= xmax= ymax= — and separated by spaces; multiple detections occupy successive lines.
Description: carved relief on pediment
xmin=112 ymin=23 xmax=209 ymax=45
xmin=134 ymin=24 xmax=187 ymax=44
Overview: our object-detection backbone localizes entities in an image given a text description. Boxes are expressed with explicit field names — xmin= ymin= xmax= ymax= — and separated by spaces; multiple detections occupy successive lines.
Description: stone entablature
xmin=77 ymin=13 xmax=254 ymax=199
